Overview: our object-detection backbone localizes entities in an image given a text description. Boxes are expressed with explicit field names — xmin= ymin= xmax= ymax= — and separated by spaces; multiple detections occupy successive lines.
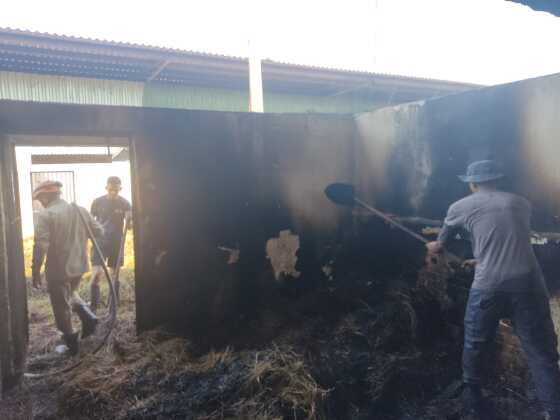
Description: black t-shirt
xmin=91 ymin=195 xmax=131 ymax=244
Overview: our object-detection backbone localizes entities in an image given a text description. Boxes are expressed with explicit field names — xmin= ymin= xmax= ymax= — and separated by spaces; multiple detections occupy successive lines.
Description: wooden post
xmin=248 ymin=41 xmax=264 ymax=113
xmin=0 ymin=137 xmax=28 ymax=396
xmin=0 ymin=136 xmax=15 ymax=395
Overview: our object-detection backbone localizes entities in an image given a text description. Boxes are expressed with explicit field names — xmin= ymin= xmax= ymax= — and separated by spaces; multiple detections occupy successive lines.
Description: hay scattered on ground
xmin=2 ymin=237 xmax=547 ymax=420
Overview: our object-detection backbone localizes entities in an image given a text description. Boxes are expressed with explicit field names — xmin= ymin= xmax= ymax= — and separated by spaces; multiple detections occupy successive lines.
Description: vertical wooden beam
xmin=0 ymin=136 xmax=28 ymax=395
xmin=0 ymin=135 xmax=15 ymax=395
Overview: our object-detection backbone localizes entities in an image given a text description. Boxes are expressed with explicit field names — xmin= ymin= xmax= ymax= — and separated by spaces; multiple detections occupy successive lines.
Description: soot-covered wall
xmin=0 ymin=102 xmax=357 ymax=349
xmin=354 ymin=73 xmax=560 ymax=289
xmin=2 ymin=71 xmax=560 ymax=382
xmin=132 ymin=111 xmax=356 ymax=341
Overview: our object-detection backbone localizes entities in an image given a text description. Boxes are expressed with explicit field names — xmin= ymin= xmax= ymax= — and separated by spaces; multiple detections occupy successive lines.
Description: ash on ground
xmin=1 ymin=260 xmax=546 ymax=420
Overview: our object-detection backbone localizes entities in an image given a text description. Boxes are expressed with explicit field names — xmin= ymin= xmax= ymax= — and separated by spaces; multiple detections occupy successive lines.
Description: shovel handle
xmin=354 ymin=198 xmax=429 ymax=243
xmin=354 ymin=198 xmax=463 ymax=264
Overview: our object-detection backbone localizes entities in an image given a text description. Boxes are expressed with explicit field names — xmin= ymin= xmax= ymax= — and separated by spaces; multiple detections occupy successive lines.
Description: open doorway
xmin=14 ymin=143 xmax=135 ymax=362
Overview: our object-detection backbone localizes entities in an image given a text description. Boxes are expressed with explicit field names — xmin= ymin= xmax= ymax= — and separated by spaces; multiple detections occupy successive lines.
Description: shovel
xmin=324 ymin=183 xmax=462 ymax=264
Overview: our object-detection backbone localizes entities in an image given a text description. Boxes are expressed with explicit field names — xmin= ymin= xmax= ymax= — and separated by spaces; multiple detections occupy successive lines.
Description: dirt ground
xmin=0 ymin=245 xmax=553 ymax=420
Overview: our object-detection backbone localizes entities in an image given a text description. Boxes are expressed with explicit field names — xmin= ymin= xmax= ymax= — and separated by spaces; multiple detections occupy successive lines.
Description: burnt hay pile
xmin=55 ymin=262 xmax=541 ymax=420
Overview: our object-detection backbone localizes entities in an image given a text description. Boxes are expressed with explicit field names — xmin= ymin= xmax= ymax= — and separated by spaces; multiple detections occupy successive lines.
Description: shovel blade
xmin=324 ymin=183 xmax=356 ymax=207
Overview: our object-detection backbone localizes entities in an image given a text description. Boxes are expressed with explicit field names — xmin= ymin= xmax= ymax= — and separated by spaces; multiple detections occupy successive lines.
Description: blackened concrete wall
xmin=2 ymin=71 xmax=560 ymax=391
xmin=355 ymin=74 xmax=560 ymax=224
xmin=131 ymin=111 xmax=356 ymax=341
xmin=0 ymin=102 xmax=356 ymax=351
xmin=354 ymin=73 xmax=560 ymax=288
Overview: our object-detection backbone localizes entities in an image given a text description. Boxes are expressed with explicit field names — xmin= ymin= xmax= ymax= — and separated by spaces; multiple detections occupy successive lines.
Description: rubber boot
xmin=63 ymin=331 xmax=80 ymax=356
xmin=73 ymin=302 xmax=99 ymax=339
xmin=90 ymin=282 xmax=101 ymax=314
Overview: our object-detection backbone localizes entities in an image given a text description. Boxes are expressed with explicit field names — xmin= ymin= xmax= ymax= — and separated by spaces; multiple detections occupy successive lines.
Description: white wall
xmin=16 ymin=147 xmax=132 ymax=238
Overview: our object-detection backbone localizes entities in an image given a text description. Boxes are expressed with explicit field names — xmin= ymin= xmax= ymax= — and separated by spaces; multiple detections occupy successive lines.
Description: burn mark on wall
xmin=266 ymin=230 xmax=301 ymax=281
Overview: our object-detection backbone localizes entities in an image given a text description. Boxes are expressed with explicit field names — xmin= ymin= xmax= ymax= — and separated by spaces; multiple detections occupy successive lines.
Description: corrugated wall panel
xmin=143 ymin=83 xmax=249 ymax=112
xmin=265 ymin=92 xmax=384 ymax=114
xmin=0 ymin=72 xmax=143 ymax=106
xmin=0 ymin=72 xmax=384 ymax=113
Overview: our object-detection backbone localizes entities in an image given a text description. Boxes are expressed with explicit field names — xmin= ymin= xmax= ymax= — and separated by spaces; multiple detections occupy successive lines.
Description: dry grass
xmin=17 ymin=236 xmax=542 ymax=420
xmin=22 ymin=231 xmax=329 ymax=419
xmin=57 ymin=328 xmax=328 ymax=419
xmin=244 ymin=345 xmax=328 ymax=419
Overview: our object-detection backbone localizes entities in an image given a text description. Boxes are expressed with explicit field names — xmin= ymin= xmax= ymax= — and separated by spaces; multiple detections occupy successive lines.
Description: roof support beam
xmin=147 ymin=60 xmax=170 ymax=82
xmin=327 ymin=82 xmax=375 ymax=97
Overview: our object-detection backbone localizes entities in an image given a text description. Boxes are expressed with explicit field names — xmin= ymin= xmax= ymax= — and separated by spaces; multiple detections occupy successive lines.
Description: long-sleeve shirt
xmin=32 ymin=198 xmax=103 ymax=279
xmin=438 ymin=190 xmax=545 ymax=292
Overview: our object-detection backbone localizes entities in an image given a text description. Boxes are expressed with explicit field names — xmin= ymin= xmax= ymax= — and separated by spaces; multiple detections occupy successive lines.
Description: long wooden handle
xmin=353 ymin=198 xmax=463 ymax=264
xmin=354 ymin=198 xmax=429 ymax=243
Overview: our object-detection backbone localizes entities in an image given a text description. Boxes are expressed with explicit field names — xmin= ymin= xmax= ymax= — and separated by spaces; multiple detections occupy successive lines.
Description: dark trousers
xmin=46 ymin=274 xmax=83 ymax=335
xmin=464 ymin=289 xmax=560 ymax=414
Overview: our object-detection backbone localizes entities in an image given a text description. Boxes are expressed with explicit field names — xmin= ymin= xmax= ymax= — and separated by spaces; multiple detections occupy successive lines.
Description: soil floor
xmin=0 ymin=257 xmax=554 ymax=420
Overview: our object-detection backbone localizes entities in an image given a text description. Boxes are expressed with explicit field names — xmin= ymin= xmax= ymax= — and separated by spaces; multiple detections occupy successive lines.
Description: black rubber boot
xmin=73 ymin=302 xmax=99 ymax=339
xmin=63 ymin=331 xmax=80 ymax=356
xmin=90 ymin=282 xmax=101 ymax=314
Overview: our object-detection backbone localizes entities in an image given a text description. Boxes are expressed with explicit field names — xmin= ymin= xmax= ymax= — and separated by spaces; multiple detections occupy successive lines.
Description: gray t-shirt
xmin=438 ymin=190 xmax=545 ymax=292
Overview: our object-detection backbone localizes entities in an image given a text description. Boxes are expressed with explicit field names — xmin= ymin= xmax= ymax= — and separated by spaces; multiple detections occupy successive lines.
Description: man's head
xmin=33 ymin=180 xmax=62 ymax=207
xmin=459 ymin=160 xmax=503 ymax=193
xmin=106 ymin=176 xmax=122 ymax=199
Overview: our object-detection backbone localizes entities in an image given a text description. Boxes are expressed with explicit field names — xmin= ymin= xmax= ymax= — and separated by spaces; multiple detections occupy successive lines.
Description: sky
xmin=1 ymin=0 xmax=560 ymax=85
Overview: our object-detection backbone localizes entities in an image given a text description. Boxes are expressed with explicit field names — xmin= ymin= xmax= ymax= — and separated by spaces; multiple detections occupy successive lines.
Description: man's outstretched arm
xmin=426 ymin=204 xmax=465 ymax=254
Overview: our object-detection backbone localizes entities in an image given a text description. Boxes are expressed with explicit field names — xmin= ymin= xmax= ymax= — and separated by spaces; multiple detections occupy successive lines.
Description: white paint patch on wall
xmin=266 ymin=230 xmax=300 ymax=281
xmin=16 ymin=146 xmax=132 ymax=238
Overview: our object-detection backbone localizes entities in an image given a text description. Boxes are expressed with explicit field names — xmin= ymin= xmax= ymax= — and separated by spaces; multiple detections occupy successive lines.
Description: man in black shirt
xmin=90 ymin=176 xmax=131 ymax=311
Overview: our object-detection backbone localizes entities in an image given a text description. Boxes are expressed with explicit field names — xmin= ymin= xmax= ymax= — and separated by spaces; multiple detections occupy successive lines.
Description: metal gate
xmin=30 ymin=171 xmax=75 ymax=204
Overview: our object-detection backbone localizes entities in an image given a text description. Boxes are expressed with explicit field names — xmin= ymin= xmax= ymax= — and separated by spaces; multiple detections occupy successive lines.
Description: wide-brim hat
xmin=458 ymin=160 xmax=504 ymax=183
xmin=33 ymin=180 xmax=62 ymax=199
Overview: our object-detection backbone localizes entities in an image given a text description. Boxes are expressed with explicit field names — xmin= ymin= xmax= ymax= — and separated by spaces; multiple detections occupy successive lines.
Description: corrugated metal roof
xmin=0 ymin=27 xmax=246 ymax=61
xmin=0 ymin=27 xmax=481 ymax=95
xmin=31 ymin=154 xmax=113 ymax=164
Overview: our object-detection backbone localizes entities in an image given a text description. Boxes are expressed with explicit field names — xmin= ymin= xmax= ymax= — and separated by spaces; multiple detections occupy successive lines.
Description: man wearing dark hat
xmin=426 ymin=160 xmax=560 ymax=418
xmin=89 ymin=176 xmax=132 ymax=311
xmin=32 ymin=180 xmax=103 ymax=355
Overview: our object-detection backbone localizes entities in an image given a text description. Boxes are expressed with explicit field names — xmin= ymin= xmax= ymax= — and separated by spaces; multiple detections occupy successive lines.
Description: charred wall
xmin=131 ymin=111 xmax=356 ymax=341
xmin=354 ymin=73 xmax=560 ymax=290
xmin=0 ymin=102 xmax=357 ymax=349
xmin=2 ymin=71 xmax=560 ymax=390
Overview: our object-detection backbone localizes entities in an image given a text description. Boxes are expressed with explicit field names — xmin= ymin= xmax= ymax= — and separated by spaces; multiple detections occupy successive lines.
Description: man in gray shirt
xmin=426 ymin=160 xmax=560 ymax=418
